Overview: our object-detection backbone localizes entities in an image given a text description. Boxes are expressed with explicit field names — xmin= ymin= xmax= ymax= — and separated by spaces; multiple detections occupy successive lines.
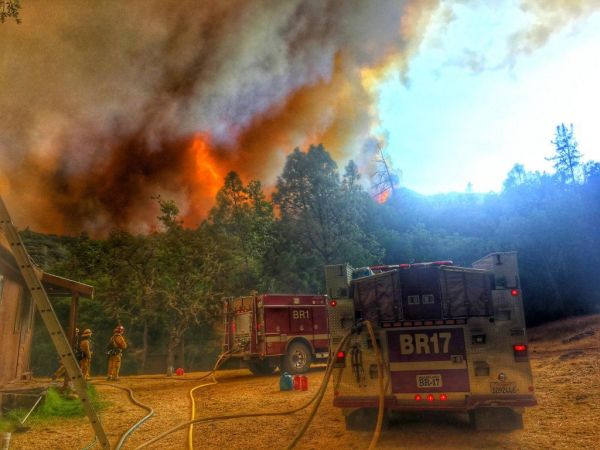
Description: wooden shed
xmin=0 ymin=233 xmax=94 ymax=388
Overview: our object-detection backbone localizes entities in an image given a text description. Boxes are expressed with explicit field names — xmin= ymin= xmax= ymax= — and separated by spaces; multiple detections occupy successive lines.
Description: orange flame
xmin=376 ymin=189 xmax=391 ymax=204
xmin=190 ymin=134 xmax=223 ymax=199
xmin=177 ymin=133 xmax=228 ymax=227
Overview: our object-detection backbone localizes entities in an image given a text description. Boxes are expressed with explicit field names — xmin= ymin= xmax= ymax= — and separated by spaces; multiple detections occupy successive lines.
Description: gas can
xmin=293 ymin=375 xmax=301 ymax=390
xmin=300 ymin=375 xmax=308 ymax=391
xmin=280 ymin=372 xmax=293 ymax=391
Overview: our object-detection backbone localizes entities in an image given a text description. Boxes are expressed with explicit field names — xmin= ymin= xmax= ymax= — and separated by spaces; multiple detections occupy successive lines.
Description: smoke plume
xmin=0 ymin=0 xmax=438 ymax=233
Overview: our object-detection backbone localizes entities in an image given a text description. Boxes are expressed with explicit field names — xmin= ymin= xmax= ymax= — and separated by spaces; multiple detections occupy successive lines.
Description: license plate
xmin=416 ymin=374 xmax=442 ymax=388
xmin=490 ymin=381 xmax=518 ymax=394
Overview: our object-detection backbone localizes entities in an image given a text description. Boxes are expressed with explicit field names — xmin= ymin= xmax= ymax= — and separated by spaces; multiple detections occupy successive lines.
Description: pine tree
xmin=547 ymin=123 xmax=582 ymax=184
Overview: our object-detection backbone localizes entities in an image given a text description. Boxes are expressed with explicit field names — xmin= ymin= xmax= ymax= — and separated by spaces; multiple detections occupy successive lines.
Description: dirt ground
xmin=9 ymin=314 xmax=600 ymax=450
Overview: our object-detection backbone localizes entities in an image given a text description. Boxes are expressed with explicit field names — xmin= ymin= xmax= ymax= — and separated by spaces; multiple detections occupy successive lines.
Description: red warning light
xmin=513 ymin=344 xmax=527 ymax=352
xmin=414 ymin=394 xmax=422 ymax=401
xmin=427 ymin=394 xmax=434 ymax=402
xmin=329 ymin=300 xmax=337 ymax=307
xmin=336 ymin=351 xmax=345 ymax=360
xmin=511 ymin=289 xmax=519 ymax=297
xmin=439 ymin=394 xmax=448 ymax=401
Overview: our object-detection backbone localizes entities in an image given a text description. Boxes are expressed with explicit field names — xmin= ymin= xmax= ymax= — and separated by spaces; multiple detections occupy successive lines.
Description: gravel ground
xmin=8 ymin=315 xmax=600 ymax=450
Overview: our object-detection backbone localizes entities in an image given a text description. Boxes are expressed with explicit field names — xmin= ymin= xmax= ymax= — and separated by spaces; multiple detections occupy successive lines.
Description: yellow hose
xmin=365 ymin=320 xmax=386 ymax=450
xmin=188 ymin=381 xmax=216 ymax=448
xmin=187 ymin=351 xmax=233 ymax=449
xmin=134 ymin=330 xmax=354 ymax=450
xmin=286 ymin=320 xmax=386 ymax=450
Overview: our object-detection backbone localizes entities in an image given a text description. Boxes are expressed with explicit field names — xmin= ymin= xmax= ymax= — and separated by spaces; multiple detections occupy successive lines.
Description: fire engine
xmin=222 ymin=294 xmax=330 ymax=375
xmin=326 ymin=252 xmax=537 ymax=431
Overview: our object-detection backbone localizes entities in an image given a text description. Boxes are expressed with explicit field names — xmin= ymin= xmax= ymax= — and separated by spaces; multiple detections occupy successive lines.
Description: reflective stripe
xmin=264 ymin=334 xmax=329 ymax=343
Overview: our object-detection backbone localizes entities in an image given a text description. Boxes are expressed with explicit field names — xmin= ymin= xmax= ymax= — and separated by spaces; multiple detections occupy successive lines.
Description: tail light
xmin=329 ymin=300 xmax=337 ymax=307
xmin=414 ymin=394 xmax=422 ymax=401
xmin=334 ymin=350 xmax=346 ymax=368
xmin=439 ymin=394 xmax=448 ymax=401
xmin=426 ymin=394 xmax=434 ymax=402
xmin=510 ymin=289 xmax=519 ymax=297
xmin=513 ymin=343 xmax=529 ymax=361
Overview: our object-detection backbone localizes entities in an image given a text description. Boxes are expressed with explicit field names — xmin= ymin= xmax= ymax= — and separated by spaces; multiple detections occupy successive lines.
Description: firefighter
xmin=79 ymin=328 xmax=93 ymax=380
xmin=106 ymin=325 xmax=127 ymax=381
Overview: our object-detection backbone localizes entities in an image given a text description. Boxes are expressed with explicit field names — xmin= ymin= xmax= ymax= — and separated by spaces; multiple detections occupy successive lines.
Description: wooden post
xmin=68 ymin=291 xmax=79 ymax=348
xmin=63 ymin=291 xmax=79 ymax=389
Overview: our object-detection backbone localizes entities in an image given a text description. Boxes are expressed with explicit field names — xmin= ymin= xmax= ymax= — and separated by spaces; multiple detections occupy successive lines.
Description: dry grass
xmin=9 ymin=315 xmax=600 ymax=449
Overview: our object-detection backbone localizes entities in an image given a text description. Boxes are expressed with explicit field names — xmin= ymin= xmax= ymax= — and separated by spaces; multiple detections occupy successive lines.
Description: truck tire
xmin=469 ymin=407 xmax=523 ymax=431
xmin=282 ymin=341 xmax=312 ymax=374
xmin=344 ymin=408 xmax=389 ymax=431
xmin=248 ymin=360 xmax=276 ymax=376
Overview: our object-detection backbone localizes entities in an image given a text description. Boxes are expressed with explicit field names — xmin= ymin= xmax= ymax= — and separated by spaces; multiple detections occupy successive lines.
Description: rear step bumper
xmin=334 ymin=394 xmax=537 ymax=410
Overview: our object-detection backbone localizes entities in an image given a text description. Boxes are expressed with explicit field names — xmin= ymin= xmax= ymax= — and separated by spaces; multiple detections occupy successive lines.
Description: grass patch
xmin=35 ymin=386 xmax=108 ymax=419
xmin=0 ymin=386 xmax=110 ymax=432
xmin=0 ymin=417 xmax=17 ymax=433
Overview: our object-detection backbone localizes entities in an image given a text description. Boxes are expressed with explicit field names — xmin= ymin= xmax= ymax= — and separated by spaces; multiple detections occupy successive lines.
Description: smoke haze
xmin=2 ymin=0 xmax=588 ymax=233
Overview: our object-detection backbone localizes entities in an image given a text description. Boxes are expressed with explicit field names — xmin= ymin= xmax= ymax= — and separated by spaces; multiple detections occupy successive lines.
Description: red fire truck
xmin=222 ymin=294 xmax=330 ymax=375
xmin=326 ymin=252 xmax=537 ymax=431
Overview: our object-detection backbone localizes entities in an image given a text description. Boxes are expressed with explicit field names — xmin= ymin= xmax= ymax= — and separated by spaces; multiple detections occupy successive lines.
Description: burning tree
xmin=370 ymin=140 xmax=399 ymax=203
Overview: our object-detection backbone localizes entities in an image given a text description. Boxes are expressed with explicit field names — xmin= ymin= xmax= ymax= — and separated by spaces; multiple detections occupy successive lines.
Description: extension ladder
xmin=0 ymin=197 xmax=110 ymax=449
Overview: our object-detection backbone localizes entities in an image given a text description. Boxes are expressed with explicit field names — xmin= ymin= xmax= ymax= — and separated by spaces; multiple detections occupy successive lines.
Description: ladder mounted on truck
xmin=0 ymin=197 xmax=110 ymax=450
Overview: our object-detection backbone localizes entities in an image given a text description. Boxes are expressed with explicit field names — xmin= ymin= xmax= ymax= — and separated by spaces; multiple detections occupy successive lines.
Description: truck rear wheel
xmin=248 ymin=360 xmax=276 ymax=376
xmin=469 ymin=407 xmax=523 ymax=431
xmin=344 ymin=408 xmax=389 ymax=431
xmin=282 ymin=341 xmax=312 ymax=374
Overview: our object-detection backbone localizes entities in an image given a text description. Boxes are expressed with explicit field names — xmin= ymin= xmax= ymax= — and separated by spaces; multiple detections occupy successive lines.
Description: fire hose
xmin=285 ymin=320 xmax=385 ymax=450
xmin=132 ymin=328 xmax=354 ymax=449
xmin=187 ymin=350 xmax=236 ymax=450
xmin=132 ymin=320 xmax=387 ymax=450
xmin=80 ymin=381 xmax=155 ymax=450
xmin=80 ymin=350 xmax=237 ymax=450
xmin=365 ymin=320 xmax=386 ymax=450
xmin=99 ymin=382 xmax=155 ymax=450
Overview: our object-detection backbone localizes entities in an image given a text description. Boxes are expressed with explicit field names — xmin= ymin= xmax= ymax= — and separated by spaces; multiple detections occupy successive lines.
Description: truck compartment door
xmin=290 ymin=307 xmax=313 ymax=336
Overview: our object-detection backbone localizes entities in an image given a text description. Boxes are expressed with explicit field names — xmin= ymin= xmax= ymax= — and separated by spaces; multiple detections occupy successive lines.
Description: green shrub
xmin=35 ymin=386 xmax=107 ymax=419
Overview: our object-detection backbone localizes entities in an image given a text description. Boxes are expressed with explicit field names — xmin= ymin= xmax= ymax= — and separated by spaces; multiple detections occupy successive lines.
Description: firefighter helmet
xmin=80 ymin=328 xmax=92 ymax=337
xmin=114 ymin=325 xmax=125 ymax=334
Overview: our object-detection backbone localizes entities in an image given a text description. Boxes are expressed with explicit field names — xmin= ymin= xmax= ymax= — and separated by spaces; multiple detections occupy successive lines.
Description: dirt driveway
xmin=9 ymin=315 xmax=600 ymax=449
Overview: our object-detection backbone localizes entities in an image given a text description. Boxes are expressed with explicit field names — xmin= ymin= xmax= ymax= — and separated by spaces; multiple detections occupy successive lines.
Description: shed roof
xmin=0 ymin=242 xmax=94 ymax=299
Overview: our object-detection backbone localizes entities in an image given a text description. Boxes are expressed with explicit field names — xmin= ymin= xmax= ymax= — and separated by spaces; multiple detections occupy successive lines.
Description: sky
xmin=377 ymin=1 xmax=600 ymax=194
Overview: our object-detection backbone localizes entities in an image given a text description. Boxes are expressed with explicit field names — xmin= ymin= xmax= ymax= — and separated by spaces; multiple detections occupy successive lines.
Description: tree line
xmin=23 ymin=125 xmax=600 ymax=375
